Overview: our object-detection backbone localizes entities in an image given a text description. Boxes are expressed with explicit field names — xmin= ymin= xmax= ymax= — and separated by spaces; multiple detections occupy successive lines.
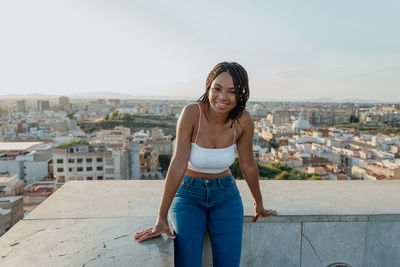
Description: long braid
xmin=197 ymin=62 xmax=250 ymax=126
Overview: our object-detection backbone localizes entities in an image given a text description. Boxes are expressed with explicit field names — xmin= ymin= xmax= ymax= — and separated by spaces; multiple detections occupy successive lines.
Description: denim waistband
xmin=182 ymin=174 xmax=234 ymax=186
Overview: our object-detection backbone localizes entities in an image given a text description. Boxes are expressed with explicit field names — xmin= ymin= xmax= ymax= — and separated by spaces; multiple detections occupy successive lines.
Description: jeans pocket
xmin=180 ymin=179 xmax=192 ymax=188
xmin=220 ymin=179 xmax=236 ymax=189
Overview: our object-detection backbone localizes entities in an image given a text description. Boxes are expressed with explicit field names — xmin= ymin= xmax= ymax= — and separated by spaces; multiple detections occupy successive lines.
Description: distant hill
xmin=0 ymin=92 xmax=398 ymax=103
xmin=69 ymin=91 xmax=136 ymax=99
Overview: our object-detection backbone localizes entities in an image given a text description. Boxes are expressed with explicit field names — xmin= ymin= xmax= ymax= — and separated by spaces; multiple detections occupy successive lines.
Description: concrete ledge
xmin=0 ymin=180 xmax=399 ymax=266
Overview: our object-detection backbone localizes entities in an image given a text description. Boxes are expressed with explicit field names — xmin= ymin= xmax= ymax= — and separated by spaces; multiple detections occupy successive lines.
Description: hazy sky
xmin=0 ymin=0 xmax=399 ymax=101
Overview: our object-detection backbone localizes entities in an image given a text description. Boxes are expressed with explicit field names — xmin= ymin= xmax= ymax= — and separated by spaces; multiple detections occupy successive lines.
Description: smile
xmin=216 ymin=102 xmax=228 ymax=107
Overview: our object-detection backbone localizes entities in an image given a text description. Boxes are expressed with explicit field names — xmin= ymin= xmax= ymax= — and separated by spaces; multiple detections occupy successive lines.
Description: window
xmin=106 ymin=177 xmax=114 ymax=180
xmin=77 ymin=158 xmax=83 ymax=163
xmin=77 ymin=167 xmax=83 ymax=172
xmin=86 ymin=166 xmax=93 ymax=171
xmin=68 ymin=159 xmax=74 ymax=163
xmin=58 ymin=176 xmax=65 ymax=182
xmin=97 ymin=166 xmax=103 ymax=171
xmin=106 ymin=168 xmax=114 ymax=174
xmin=87 ymin=176 xmax=93 ymax=180
xmin=97 ymin=176 xmax=103 ymax=180
xmin=86 ymin=158 xmax=92 ymax=163
xmin=57 ymin=159 xmax=63 ymax=164
xmin=96 ymin=158 xmax=103 ymax=162
xmin=57 ymin=168 xmax=64 ymax=172
xmin=69 ymin=168 xmax=72 ymax=172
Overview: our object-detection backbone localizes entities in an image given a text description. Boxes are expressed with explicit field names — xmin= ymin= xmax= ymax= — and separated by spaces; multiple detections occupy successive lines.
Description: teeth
xmin=216 ymin=103 xmax=227 ymax=107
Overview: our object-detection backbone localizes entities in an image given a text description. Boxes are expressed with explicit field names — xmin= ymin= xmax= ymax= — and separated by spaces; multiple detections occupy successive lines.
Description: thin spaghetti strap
xmin=233 ymin=123 xmax=236 ymax=145
xmin=194 ymin=103 xmax=201 ymax=144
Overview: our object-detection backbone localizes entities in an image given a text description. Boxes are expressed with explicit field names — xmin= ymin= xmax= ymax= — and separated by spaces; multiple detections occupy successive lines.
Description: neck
xmin=205 ymin=102 xmax=229 ymax=125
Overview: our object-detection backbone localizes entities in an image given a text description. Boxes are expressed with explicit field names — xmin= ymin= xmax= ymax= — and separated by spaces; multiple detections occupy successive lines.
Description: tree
xmin=159 ymin=154 xmax=172 ymax=173
xmin=230 ymin=158 xmax=243 ymax=179
xmin=122 ymin=113 xmax=133 ymax=121
xmin=104 ymin=113 xmax=110 ymax=121
xmin=308 ymin=175 xmax=322 ymax=180
xmin=111 ymin=111 xmax=120 ymax=120
xmin=274 ymin=170 xmax=290 ymax=180
xmin=350 ymin=115 xmax=359 ymax=123
xmin=268 ymin=137 xmax=280 ymax=150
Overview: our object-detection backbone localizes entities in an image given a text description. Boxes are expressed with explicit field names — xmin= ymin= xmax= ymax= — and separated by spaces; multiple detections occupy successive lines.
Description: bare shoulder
xmin=236 ymin=109 xmax=254 ymax=132
xmin=177 ymin=103 xmax=200 ymax=129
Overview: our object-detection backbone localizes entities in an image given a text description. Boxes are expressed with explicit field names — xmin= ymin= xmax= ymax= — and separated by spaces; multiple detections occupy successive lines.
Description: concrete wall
xmin=203 ymin=217 xmax=400 ymax=267
xmin=0 ymin=161 xmax=23 ymax=179
xmin=0 ymin=180 xmax=399 ymax=266
xmin=23 ymin=161 xmax=49 ymax=184
xmin=0 ymin=209 xmax=11 ymax=237
xmin=0 ymin=196 xmax=23 ymax=229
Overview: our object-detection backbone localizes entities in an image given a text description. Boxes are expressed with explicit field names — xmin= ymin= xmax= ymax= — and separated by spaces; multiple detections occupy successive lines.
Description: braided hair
xmin=197 ymin=62 xmax=249 ymax=125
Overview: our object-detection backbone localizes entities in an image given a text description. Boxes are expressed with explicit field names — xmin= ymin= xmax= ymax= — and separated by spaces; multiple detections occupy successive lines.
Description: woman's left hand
xmin=253 ymin=201 xmax=278 ymax=222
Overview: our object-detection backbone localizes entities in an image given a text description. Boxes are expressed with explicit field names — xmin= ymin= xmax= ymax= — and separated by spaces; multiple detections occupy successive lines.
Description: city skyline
xmin=0 ymin=1 xmax=399 ymax=101
xmin=0 ymin=91 xmax=399 ymax=104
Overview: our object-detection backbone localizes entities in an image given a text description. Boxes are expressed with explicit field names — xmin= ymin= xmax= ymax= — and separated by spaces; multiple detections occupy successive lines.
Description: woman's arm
xmin=157 ymin=105 xmax=195 ymax=219
xmin=135 ymin=104 xmax=196 ymax=241
xmin=236 ymin=111 xmax=263 ymax=203
xmin=236 ymin=111 xmax=277 ymax=221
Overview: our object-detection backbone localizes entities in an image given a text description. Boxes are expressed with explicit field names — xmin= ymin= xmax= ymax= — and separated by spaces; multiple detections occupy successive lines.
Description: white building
xmin=0 ymin=142 xmax=51 ymax=185
xmin=53 ymin=144 xmax=129 ymax=184
xmin=147 ymin=103 xmax=170 ymax=116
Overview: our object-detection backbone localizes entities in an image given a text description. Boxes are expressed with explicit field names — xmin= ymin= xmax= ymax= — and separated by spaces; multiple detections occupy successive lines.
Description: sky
xmin=0 ymin=0 xmax=399 ymax=101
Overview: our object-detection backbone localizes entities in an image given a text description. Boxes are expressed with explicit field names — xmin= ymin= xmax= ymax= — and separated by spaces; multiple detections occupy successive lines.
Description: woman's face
xmin=208 ymin=71 xmax=237 ymax=114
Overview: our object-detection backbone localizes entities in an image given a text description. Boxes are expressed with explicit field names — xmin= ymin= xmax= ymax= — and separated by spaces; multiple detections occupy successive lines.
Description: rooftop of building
xmin=0 ymin=196 xmax=22 ymax=203
xmin=0 ymin=176 xmax=18 ymax=183
xmin=0 ymin=142 xmax=44 ymax=152
xmin=23 ymin=182 xmax=55 ymax=196
xmin=1 ymin=180 xmax=400 ymax=266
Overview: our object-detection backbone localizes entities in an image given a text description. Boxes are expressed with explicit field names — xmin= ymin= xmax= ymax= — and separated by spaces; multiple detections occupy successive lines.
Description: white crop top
xmin=187 ymin=103 xmax=236 ymax=174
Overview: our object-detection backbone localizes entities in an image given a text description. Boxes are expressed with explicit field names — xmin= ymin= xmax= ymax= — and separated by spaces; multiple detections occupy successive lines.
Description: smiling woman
xmin=197 ymin=62 xmax=250 ymax=124
xmin=134 ymin=62 xmax=277 ymax=267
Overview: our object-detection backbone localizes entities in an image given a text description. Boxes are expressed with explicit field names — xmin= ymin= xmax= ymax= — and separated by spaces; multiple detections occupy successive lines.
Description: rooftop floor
xmin=1 ymin=180 xmax=400 ymax=266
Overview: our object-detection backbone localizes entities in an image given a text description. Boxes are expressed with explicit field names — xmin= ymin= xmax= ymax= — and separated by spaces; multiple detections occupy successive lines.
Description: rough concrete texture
xmin=0 ymin=217 xmax=173 ymax=266
xmin=301 ymin=222 xmax=367 ymax=267
xmin=364 ymin=221 xmax=400 ymax=267
xmin=0 ymin=180 xmax=399 ymax=267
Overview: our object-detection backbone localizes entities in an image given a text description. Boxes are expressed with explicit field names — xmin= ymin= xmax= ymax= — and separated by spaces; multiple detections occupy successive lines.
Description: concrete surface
xmin=0 ymin=180 xmax=399 ymax=266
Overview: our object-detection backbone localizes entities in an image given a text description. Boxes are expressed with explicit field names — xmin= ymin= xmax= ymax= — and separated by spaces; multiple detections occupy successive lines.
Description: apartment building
xmin=0 ymin=142 xmax=52 ymax=185
xmin=364 ymin=162 xmax=400 ymax=179
xmin=53 ymin=144 xmax=129 ymax=184
xmin=16 ymin=100 xmax=27 ymax=113
xmin=0 ymin=175 xmax=24 ymax=197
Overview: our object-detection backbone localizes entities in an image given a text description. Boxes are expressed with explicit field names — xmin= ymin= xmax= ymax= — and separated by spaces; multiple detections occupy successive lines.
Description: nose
xmin=218 ymin=90 xmax=228 ymax=100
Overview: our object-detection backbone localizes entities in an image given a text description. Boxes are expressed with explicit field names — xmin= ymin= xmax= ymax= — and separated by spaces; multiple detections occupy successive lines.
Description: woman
xmin=134 ymin=62 xmax=278 ymax=267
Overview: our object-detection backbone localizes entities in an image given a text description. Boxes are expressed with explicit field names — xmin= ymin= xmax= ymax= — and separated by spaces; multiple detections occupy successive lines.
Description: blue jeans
xmin=169 ymin=174 xmax=244 ymax=267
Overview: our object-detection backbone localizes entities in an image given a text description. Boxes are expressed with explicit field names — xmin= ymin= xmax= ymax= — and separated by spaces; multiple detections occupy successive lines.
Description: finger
xmin=135 ymin=228 xmax=152 ymax=235
xmin=134 ymin=228 xmax=153 ymax=239
xmin=165 ymin=229 xmax=176 ymax=239
xmin=262 ymin=209 xmax=278 ymax=217
xmin=138 ymin=230 xmax=161 ymax=242
xmin=134 ymin=228 xmax=152 ymax=238
xmin=253 ymin=213 xmax=261 ymax=222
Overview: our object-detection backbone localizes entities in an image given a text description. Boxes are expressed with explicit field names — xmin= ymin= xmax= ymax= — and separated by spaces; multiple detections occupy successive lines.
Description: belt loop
xmin=189 ymin=177 xmax=194 ymax=186
xmin=217 ymin=179 xmax=221 ymax=186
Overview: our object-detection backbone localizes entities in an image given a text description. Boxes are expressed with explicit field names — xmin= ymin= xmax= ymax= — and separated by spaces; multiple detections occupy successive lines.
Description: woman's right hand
xmin=134 ymin=217 xmax=176 ymax=242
